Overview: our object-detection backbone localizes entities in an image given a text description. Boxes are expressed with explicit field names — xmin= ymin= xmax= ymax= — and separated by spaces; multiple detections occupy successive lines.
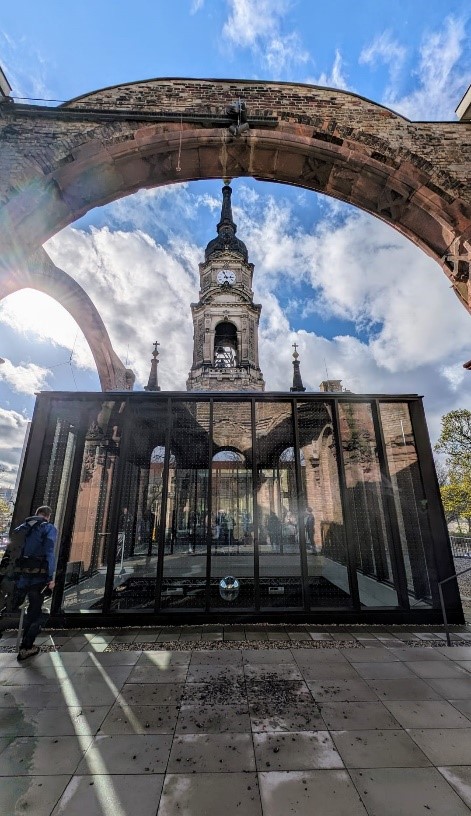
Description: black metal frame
xmin=11 ymin=389 xmax=464 ymax=626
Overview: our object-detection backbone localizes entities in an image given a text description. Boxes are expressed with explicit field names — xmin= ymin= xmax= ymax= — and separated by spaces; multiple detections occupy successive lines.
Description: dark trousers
xmin=17 ymin=583 xmax=48 ymax=649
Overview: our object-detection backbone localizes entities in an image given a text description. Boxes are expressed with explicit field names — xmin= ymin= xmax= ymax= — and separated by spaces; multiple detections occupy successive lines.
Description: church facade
xmin=10 ymin=188 xmax=463 ymax=625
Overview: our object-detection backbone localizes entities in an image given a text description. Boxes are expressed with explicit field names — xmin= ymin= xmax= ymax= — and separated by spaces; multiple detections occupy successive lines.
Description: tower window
xmin=214 ymin=322 xmax=238 ymax=368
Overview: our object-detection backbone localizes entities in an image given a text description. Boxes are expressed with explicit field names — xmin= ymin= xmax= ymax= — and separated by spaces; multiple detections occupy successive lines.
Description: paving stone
xmin=350 ymin=767 xmax=471 ymax=815
xmin=190 ymin=650 xmax=242 ymax=665
xmin=243 ymin=662 xmax=303 ymax=681
xmin=157 ymin=772 xmax=262 ymax=816
xmin=406 ymin=660 xmax=470 ymax=679
xmin=407 ymin=728 xmax=471 ymax=765
xmin=168 ymin=732 xmax=255 ymax=772
xmin=258 ymin=770 xmax=368 ymax=816
xmin=183 ymin=674 xmax=247 ymax=703
xmin=368 ymin=677 xmax=441 ymax=701
xmin=0 ymin=776 xmax=70 ymax=816
xmin=246 ymin=679 xmax=312 ymax=706
xmin=438 ymin=766 xmax=471 ymax=809
xmin=424 ymin=677 xmax=471 ymax=699
xmin=0 ymin=705 xmax=110 ymax=736
xmin=81 ymin=652 xmax=140 ymax=667
xmin=319 ymin=700 xmax=401 ymax=730
xmin=297 ymin=661 xmax=361 ymax=681
xmin=52 ymin=773 xmax=165 ymax=816
xmin=136 ymin=650 xmax=191 ymax=667
xmin=306 ymin=679 xmax=379 ymax=702
xmin=176 ymin=703 xmax=251 ymax=733
xmin=118 ymin=683 xmax=185 ymax=706
xmin=331 ymin=729 xmax=430 ymax=768
xmin=353 ymin=661 xmax=417 ymax=680
xmin=387 ymin=647 xmax=452 ymax=661
xmin=75 ymin=734 xmax=172 ymax=774
xmin=0 ymin=735 xmax=93 ymax=776
xmin=254 ymin=730 xmax=343 ymax=771
xmin=242 ymin=649 xmax=294 ymax=663
xmin=99 ymin=703 xmax=180 ymax=734
xmin=186 ymin=663 xmax=244 ymax=682
xmin=249 ymin=700 xmax=324 ymax=733
xmin=341 ymin=647 xmax=400 ymax=662
xmin=126 ymin=664 xmax=189 ymax=683
xmin=384 ymin=699 xmax=471 ymax=729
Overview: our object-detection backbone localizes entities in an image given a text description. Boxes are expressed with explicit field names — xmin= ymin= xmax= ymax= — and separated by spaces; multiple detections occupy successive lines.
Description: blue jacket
xmin=14 ymin=515 xmax=57 ymax=586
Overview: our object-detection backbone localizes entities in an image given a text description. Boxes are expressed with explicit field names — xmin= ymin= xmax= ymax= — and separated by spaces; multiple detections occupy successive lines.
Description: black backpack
xmin=14 ymin=520 xmax=49 ymax=577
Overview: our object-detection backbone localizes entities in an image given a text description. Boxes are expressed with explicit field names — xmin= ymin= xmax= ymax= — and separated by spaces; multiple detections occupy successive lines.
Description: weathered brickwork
xmin=0 ymin=77 xmax=469 ymax=357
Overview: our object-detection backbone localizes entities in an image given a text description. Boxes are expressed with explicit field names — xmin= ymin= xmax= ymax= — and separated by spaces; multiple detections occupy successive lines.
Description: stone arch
xmin=0 ymin=247 xmax=134 ymax=391
xmin=0 ymin=77 xmax=469 ymax=319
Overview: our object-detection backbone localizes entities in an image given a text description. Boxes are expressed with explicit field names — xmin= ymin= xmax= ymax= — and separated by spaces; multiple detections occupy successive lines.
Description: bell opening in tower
xmin=214 ymin=322 xmax=238 ymax=368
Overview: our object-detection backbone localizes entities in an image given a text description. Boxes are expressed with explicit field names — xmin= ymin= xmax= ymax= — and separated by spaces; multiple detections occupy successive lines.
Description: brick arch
xmin=0 ymin=248 xmax=134 ymax=391
xmin=0 ymin=77 xmax=469 ymax=318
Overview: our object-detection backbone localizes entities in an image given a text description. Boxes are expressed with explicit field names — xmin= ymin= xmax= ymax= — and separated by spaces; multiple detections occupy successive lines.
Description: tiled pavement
xmin=0 ymin=627 xmax=471 ymax=815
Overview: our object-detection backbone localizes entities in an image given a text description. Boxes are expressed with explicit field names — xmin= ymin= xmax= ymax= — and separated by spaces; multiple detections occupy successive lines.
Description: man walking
xmin=14 ymin=506 xmax=56 ymax=661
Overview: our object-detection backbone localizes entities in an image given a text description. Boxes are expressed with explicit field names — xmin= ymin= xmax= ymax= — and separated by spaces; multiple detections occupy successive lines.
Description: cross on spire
xmin=144 ymin=340 xmax=161 ymax=392
xmin=290 ymin=341 xmax=305 ymax=392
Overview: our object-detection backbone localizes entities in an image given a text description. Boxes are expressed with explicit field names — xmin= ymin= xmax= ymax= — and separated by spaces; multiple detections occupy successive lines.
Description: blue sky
xmin=0 ymin=1 xmax=470 ymax=487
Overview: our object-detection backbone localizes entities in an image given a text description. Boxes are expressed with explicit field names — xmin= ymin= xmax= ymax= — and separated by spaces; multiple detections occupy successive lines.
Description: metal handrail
xmin=438 ymin=565 xmax=471 ymax=646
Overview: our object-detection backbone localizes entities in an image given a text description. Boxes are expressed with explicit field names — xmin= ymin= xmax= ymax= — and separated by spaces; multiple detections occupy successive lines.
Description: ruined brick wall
xmin=0 ymin=77 xmax=469 ymax=314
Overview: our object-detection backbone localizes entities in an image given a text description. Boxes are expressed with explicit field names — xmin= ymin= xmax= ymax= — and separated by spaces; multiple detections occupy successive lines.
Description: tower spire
xmin=204 ymin=184 xmax=248 ymax=262
xmin=217 ymin=184 xmax=236 ymax=233
xmin=290 ymin=342 xmax=306 ymax=392
xmin=144 ymin=341 xmax=161 ymax=392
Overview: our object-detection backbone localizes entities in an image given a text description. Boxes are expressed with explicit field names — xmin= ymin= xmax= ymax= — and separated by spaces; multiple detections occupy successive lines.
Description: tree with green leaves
xmin=0 ymin=497 xmax=10 ymax=532
xmin=435 ymin=410 xmax=471 ymax=534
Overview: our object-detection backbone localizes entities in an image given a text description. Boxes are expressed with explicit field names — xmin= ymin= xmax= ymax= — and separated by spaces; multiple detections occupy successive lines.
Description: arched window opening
xmin=214 ymin=322 xmax=238 ymax=368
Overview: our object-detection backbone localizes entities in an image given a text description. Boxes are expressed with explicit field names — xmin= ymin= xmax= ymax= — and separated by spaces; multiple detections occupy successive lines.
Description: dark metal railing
xmin=438 ymin=564 xmax=471 ymax=646
xmin=450 ymin=536 xmax=471 ymax=558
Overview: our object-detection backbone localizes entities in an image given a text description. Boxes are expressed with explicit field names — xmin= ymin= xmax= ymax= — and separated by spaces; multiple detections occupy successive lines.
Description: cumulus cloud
xmin=0 ymin=289 xmax=94 ymax=372
xmin=0 ymin=407 xmax=29 ymax=487
xmin=190 ymin=0 xmax=204 ymax=12
xmin=0 ymin=358 xmax=51 ymax=395
xmin=361 ymin=16 xmax=470 ymax=119
xmin=46 ymin=225 xmax=200 ymax=390
xmin=222 ymin=0 xmax=309 ymax=76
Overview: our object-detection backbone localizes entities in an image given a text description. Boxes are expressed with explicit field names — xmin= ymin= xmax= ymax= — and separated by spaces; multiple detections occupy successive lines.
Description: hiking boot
xmin=17 ymin=646 xmax=40 ymax=661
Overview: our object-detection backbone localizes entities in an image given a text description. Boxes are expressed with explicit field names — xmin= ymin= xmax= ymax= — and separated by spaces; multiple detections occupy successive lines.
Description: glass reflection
xmin=339 ymin=402 xmax=399 ymax=607
xmin=379 ymin=403 xmax=434 ymax=606
xmin=297 ymin=401 xmax=353 ymax=608
xmin=256 ymin=402 xmax=303 ymax=608
xmin=210 ymin=402 xmax=254 ymax=609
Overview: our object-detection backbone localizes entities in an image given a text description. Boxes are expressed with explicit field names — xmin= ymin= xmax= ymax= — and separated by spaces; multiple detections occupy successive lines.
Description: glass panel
xmin=210 ymin=401 xmax=254 ymax=609
xmin=256 ymin=401 xmax=303 ymax=608
xmin=297 ymin=401 xmax=352 ymax=608
xmin=338 ymin=403 xmax=399 ymax=607
xmin=161 ymin=401 xmax=210 ymax=609
xmin=62 ymin=400 xmax=124 ymax=613
xmin=32 ymin=402 xmax=79 ymax=545
xmin=109 ymin=401 xmax=169 ymax=612
xmin=379 ymin=403 xmax=434 ymax=606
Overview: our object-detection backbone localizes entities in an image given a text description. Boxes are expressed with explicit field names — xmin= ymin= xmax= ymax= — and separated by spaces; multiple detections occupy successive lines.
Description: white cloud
xmin=308 ymin=49 xmax=350 ymax=91
xmin=359 ymin=31 xmax=406 ymax=90
xmin=361 ymin=17 xmax=470 ymax=119
xmin=0 ymin=358 xmax=51 ymax=395
xmin=0 ymin=289 xmax=94 ymax=372
xmin=0 ymin=29 xmax=53 ymax=101
xmin=0 ymin=407 xmax=29 ymax=487
xmin=45 ymin=225 xmax=200 ymax=390
xmin=190 ymin=0 xmax=204 ymax=13
xmin=222 ymin=0 xmax=309 ymax=76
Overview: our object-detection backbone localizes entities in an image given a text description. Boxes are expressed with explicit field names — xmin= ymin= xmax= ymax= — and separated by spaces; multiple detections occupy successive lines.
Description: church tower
xmin=186 ymin=184 xmax=265 ymax=392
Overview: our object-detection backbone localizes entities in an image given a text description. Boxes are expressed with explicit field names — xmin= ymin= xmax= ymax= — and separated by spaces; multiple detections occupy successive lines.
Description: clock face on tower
xmin=217 ymin=269 xmax=236 ymax=285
